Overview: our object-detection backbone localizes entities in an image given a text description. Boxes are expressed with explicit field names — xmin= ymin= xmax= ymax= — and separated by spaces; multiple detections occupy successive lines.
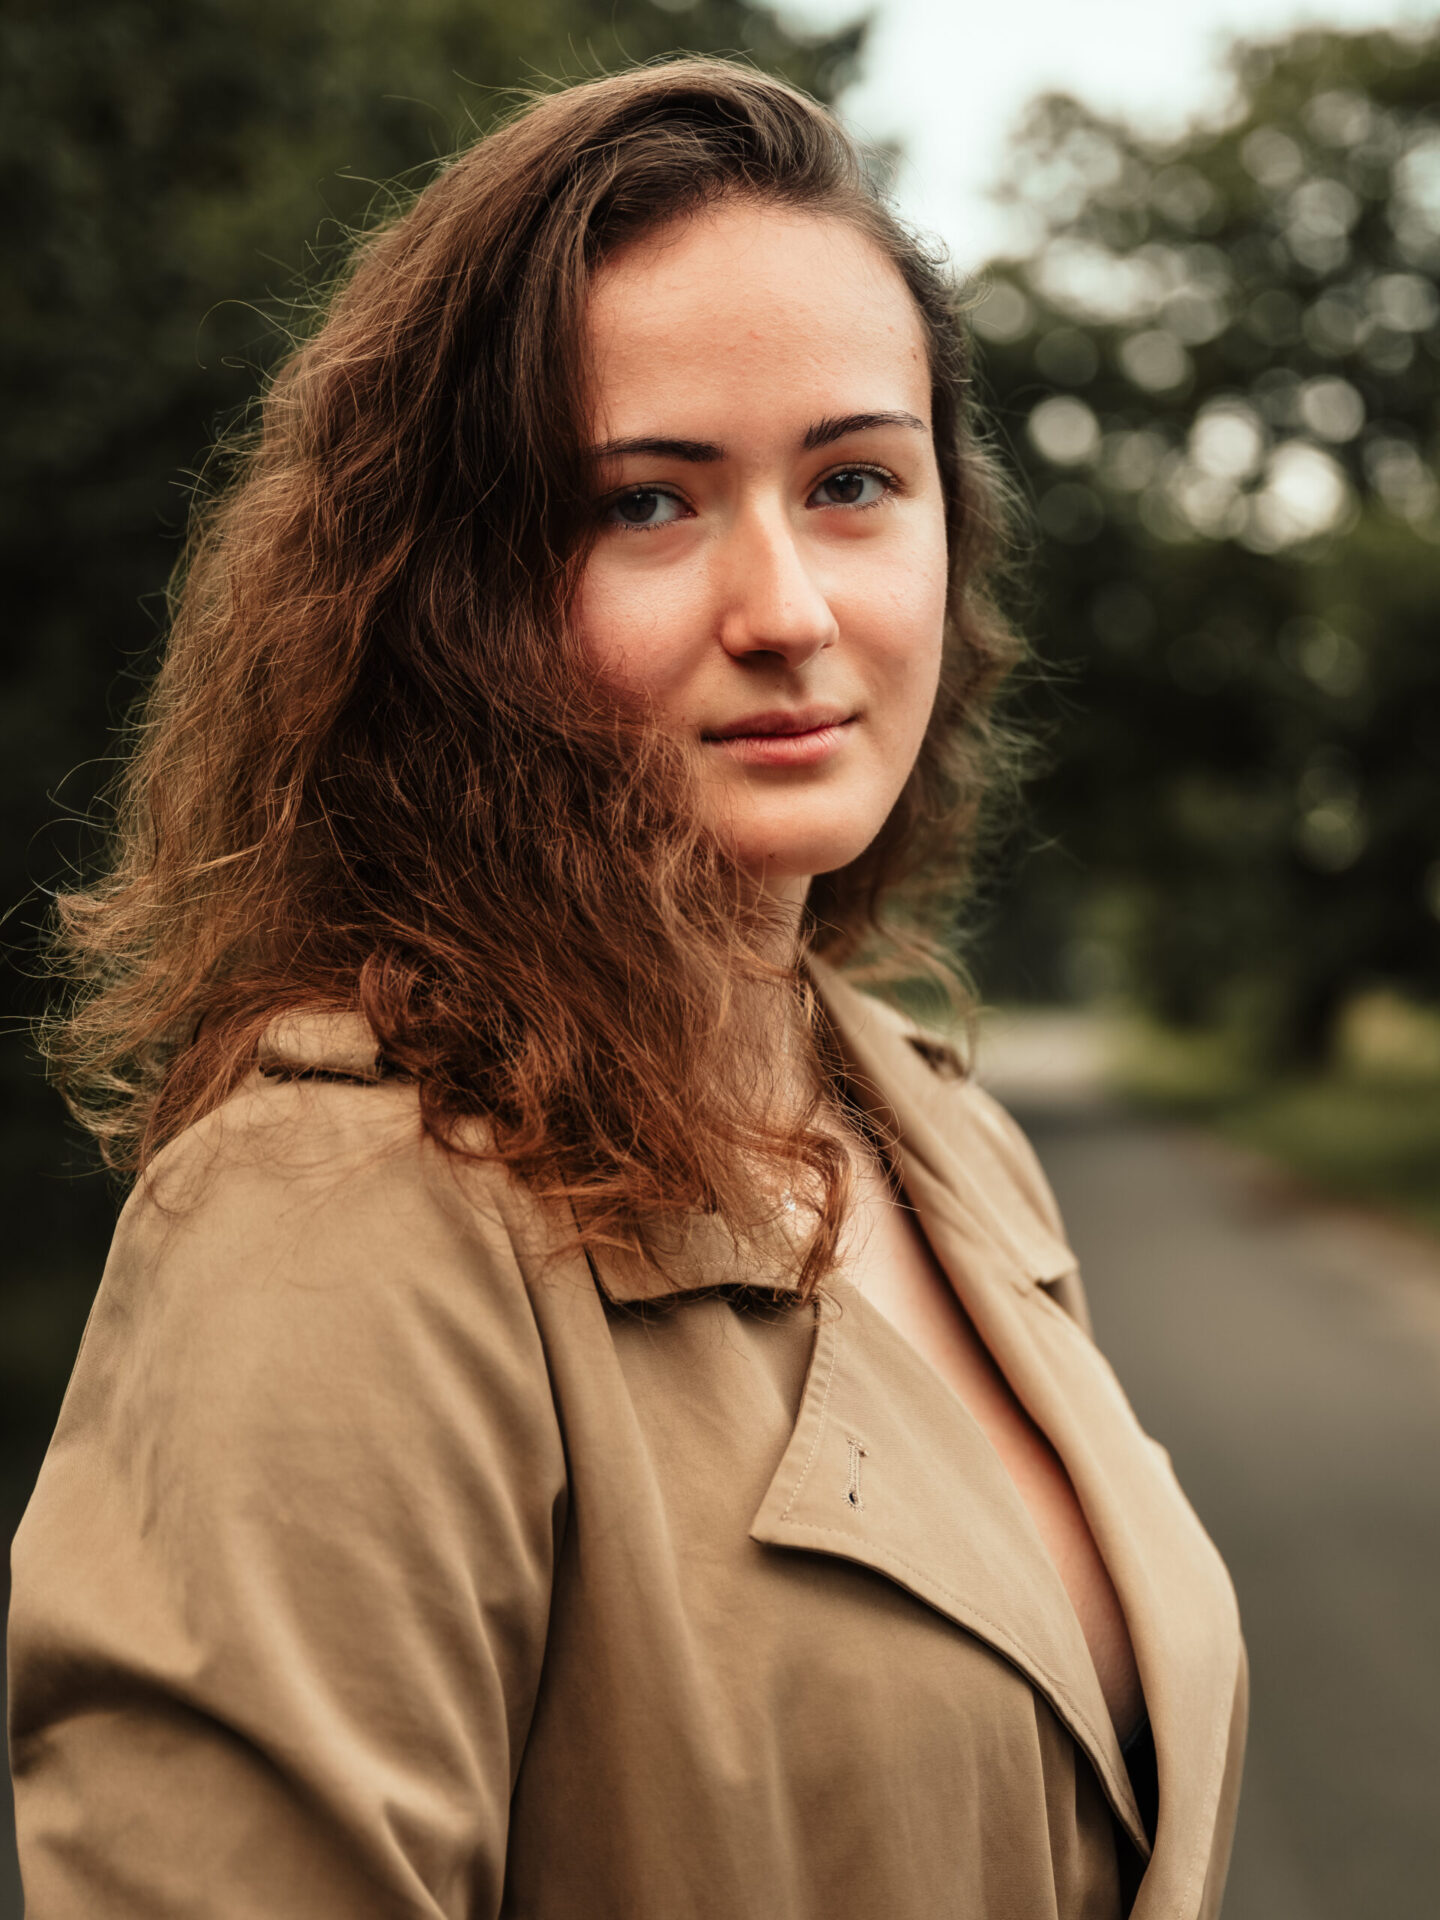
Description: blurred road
xmin=984 ymin=1016 xmax=1440 ymax=1920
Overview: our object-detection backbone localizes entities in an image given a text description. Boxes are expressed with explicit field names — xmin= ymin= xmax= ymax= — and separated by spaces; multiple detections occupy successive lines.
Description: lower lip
xmin=705 ymin=721 xmax=855 ymax=768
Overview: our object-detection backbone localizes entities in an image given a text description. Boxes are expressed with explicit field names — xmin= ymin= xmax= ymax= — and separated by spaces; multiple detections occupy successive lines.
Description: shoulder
xmin=135 ymin=1044 xmax=499 ymax=1300
xmin=822 ymin=978 xmax=1086 ymax=1315
xmin=945 ymin=1073 xmax=1069 ymax=1242
xmin=840 ymin=990 xmax=1065 ymax=1229
xmin=79 ymin=1015 xmax=557 ymax=1460
xmin=145 ymin=1008 xmax=505 ymax=1240
xmin=915 ymin=1037 xmax=1091 ymax=1326
xmin=14 ymin=1017 xmax=569 ymax=1854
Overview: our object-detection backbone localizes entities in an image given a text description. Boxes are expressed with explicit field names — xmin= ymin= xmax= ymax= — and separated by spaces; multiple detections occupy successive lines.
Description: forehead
xmin=583 ymin=201 xmax=931 ymax=434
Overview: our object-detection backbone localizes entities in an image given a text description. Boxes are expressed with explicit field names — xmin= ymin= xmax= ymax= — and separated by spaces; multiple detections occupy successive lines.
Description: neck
xmin=745 ymin=869 xmax=812 ymax=968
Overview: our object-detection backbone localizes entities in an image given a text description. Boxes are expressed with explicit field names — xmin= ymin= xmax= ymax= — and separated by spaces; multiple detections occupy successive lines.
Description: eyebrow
xmin=588 ymin=411 xmax=927 ymax=464
xmin=803 ymin=410 xmax=927 ymax=450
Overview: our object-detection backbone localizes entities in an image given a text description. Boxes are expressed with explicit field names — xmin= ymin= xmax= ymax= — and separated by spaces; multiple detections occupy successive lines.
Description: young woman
xmin=9 ymin=60 xmax=1246 ymax=1919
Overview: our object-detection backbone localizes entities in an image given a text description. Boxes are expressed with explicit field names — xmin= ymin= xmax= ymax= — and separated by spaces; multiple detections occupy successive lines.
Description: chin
xmin=729 ymin=819 xmax=884 ymax=887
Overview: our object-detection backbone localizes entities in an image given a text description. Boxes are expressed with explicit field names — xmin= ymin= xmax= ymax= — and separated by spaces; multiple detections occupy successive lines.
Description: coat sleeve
xmin=7 ymin=1076 xmax=568 ymax=1919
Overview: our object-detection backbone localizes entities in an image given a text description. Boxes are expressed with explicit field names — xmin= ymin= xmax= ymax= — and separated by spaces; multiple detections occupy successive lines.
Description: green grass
xmin=1109 ymin=1009 xmax=1440 ymax=1241
xmin=1217 ymin=1080 xmax=1440 ymax=1239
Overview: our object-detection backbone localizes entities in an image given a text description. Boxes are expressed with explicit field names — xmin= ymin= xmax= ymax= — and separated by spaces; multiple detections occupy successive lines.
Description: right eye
xmin=603 ymin=487 xmax=690 ymax=530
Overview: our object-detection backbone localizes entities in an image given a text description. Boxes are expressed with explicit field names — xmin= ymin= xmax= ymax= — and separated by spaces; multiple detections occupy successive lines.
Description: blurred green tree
xmin=971 ymin=23 xmax=1440 ymax=1064
xmin=0 ymin=0 xmax=865 ymax=1436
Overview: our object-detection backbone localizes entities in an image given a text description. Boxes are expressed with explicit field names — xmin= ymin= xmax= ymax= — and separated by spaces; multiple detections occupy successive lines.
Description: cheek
xmin=864 ymin=535 xmax=949 ymax=725
xmin=572 ymin=554 xmax=703 ymax=706
xmin=570 ymin=558 xmax=634 ymax=685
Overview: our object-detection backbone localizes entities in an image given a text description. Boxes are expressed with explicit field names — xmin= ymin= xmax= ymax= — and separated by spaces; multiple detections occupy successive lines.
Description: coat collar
xmin=593 ymin=957 xmax=1078 ymax=1306
xmin=257 ymin=1009 xmax=387 ymax=1079
xmin=253 ymin=966 xmax=1078 ymax=1306
xmin=806 ymin=959 xmax=1080 ymax=1289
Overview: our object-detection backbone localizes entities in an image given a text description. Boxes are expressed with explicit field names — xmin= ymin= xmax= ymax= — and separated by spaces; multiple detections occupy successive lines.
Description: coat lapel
xmin=587 ymin=960 xmax=1243 ymax=1906
xmin=748 ymin=1278 xmax=1150 ymax=1853
xmin=806 ymin=964 xmax=1246 ymax=1916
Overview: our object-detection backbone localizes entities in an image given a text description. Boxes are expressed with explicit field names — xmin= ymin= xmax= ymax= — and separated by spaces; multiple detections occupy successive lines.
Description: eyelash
xmin=601 ymin=463 xmax=902 ymax=532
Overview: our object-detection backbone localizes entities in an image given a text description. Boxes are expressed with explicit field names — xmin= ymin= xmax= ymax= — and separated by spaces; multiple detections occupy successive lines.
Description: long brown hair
xmin=46 ymin=58 xmax=1024 ymax=1293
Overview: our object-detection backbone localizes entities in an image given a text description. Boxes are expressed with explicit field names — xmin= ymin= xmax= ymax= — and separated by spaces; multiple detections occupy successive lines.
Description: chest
xmin=507 ymin=1290 xmax=1134 ymax=1919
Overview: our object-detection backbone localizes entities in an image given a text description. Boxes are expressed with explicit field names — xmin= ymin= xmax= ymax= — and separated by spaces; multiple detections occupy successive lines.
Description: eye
xmin=603 ymin=487 xmax=690 ymax=530
xmin=809 ymin=467 xmax=893 ymax=510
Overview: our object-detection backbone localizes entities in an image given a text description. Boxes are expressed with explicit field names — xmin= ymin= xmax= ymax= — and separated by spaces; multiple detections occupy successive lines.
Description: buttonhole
xmin=845 ymin=1437 xmax=867 ymax=1511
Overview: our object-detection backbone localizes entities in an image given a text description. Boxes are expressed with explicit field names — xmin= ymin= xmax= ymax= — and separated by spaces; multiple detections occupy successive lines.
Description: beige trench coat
xmin=9 ymin=961 xmax=1246 ymax=1918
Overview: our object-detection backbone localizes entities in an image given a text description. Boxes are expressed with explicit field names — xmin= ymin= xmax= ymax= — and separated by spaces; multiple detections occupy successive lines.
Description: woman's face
xmin=574 ymin=199 xmax=949 ymax=905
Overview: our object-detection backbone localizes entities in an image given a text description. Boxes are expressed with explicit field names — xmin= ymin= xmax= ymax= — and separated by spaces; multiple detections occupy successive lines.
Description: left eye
xmin=810 ymin=469 xmax=889 ymax=509
xmin=604 ymin=488 xmax=688 ymax=529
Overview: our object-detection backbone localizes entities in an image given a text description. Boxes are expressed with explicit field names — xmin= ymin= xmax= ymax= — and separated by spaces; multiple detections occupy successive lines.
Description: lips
xmin=699 ymin=706 xmax=858 ymax=771
xmin=701 ymin=705 xmax=855 ymax=742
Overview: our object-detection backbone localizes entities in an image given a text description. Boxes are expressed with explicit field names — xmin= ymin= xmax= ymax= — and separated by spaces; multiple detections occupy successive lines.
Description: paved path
xmin=1008 ymin=1094 xmax=1440 ymax=1920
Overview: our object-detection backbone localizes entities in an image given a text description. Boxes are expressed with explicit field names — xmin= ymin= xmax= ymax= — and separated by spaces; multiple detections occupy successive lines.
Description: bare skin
xmin=576 ymin=198 xmax=1142 ymax=1741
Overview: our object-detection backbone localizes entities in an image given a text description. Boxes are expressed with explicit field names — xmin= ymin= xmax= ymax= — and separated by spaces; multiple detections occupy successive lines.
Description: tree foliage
xmin=972 ymin=24 xmax=1440 ymax=1061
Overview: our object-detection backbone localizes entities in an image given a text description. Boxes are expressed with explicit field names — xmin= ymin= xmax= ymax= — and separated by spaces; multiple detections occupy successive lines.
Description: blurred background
xmin=2 ymin=0 xmax=1437 ymax=1912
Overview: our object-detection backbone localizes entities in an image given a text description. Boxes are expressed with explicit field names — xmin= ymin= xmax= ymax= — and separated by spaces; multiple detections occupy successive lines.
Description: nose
xmin=715 ymin=503 xmax=839 ymax=668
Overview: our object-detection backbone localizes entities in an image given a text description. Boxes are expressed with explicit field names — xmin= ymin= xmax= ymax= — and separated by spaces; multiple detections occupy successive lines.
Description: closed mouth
xmin=701 ymin=708 xmax=856 ymax=742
